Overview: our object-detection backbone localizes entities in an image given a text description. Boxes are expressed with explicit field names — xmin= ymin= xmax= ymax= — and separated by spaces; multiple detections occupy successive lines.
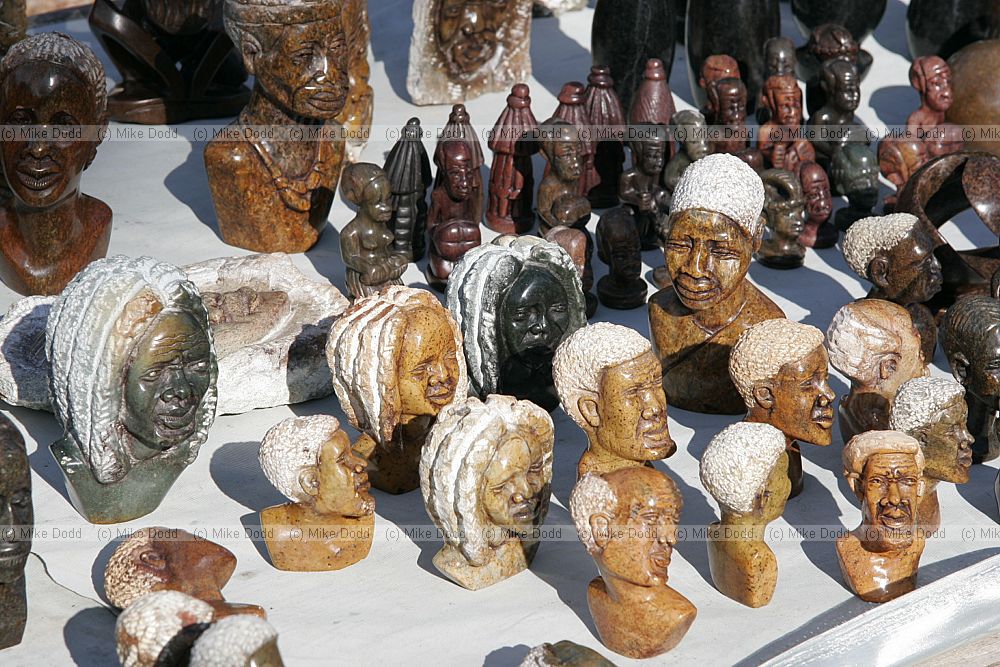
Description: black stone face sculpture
xmin=383 ymin=117 xmax=432 ymax=262
xmin=0 ymin=415 xmax=30 ymax=650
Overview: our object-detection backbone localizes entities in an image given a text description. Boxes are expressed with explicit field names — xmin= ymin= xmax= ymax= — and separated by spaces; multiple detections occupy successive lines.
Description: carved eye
xmin=142 ymin=369 xmax=162 ymax=382
xmin=138 ymin=550 xmax=167 ymax=571
xmin=187 ymin=360 xmax=209 ymax=374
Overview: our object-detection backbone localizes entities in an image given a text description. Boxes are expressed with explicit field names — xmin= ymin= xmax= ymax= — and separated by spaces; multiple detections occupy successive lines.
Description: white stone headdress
xmin=843 ymin=430 xmax=925 ymax=479
xmin=259 ymin=415 xmax=344 ymax=503
xmin=104 ymin=528 xmax=167 ymax=609
xmin=729 ymin=318 xmax=826 ymax=409
xmin=700 ymin=422 xmax=787 ymax=515
xmin=825 ymin=300 xmax=917 ymax=386
xmin=842 ymin=213 xmax=921 ymax=280
xmin=189 ymin=615 xmax=279 ymax=667
xmin=569 ymin=473 xmax=616 ymax=555
xmin=115 ymin=591 xmax=215 ymax=667
xmin=668 ymin=153 xmax=766 ymax=241
xmin=889 ymin=376 xmax=965 ymax=435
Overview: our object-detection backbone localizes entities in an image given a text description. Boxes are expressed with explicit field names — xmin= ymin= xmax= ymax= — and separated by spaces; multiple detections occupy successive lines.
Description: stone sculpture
xmin=595 ymin=210 xmax=646 ymax=310
xmin=487 ymin=84 xmax=539 ymax=234
xmin=427 ymin=136 xmax=482 ymax=290
xmin=0 ymin=415 xmax=29 ymax=650
xmin=115 ymin=591 xmax=216 ymax=667
xmin=383 ymin=117 xmax=432 ymax=262
xmin=831 ymin=144 xmax=880 ymax=231
xmin=798 ymin=162 xmax=837 ymax=248
xmin=757 ymin=169 xmax=808 ymax=270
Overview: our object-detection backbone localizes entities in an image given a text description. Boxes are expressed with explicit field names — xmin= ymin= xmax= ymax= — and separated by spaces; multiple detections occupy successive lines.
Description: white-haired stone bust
xmin=115 ymin=590 xmax=215 ymax=667
xmin=419 ymin=394 xmax=554 ymax=590
xmin=327 ymin=285 xmax=467 ymax=495
xmin=46 ymin=256 xmax=217 ymax=524
xmin=553 ymin=322 xmax=675 ymax=477
xmin=447 ymin=235 xmax=586 ymax=412
xmin=189 ymin=615 xmax=283 ymax=667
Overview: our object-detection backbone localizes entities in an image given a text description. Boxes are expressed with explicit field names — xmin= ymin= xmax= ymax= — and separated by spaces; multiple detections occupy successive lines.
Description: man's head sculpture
xmin=909 ymin=56 xmax=953 ymax=116
xmin=420 ymin=394 xmax=553 ymax=590
xmin=826 ymin=300 xmax=926 ymax=392
xmin=843 ymin=213 xmax=943 ymax=305
xmin=890 ymin=376 xmax=973 ymax=484
xmin=672 ymin=109 xmax=711 ymax=163
xmin=701 ymin=421 xmax=790 ymax=522
xmin=447 ymin=235 xmax=585 ymax=410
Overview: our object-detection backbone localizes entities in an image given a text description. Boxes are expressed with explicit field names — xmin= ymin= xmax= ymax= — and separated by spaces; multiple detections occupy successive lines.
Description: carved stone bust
xmin=757 ymin=169 xmax=807 ymax=270
xmin=420 ymin=394 xmax=553 ymax=590
xmin=831 ymin=144 xmax=879 ymax=231
xmin=907 ymin=56 xmax=953 ymax=137
xmin=115 ymin=590 xmax=216 ymax=667
xmin=0 ymin=415 xmax=30 ymax=650
xmin=47 ymin=256 xmax=218 ymax=524
xmin=537 ymin=119 xmax=592 ymax=236
xmin=807 ymin=57 xmax=863 ymax=159
xmin=328 ymin=286 xmax=468 ymax=494
xmin=595 ymin=209 xmax=646 ymax=310
xmin=700 ymin=422 xmax=790 ymax=608
xmin=259 ymin=415 xmax=374 ymax=571
xmin=553 ymin=323 xmax=675 ymax=478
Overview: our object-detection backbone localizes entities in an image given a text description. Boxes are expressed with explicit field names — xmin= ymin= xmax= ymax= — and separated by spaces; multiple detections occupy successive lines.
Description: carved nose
xmin=161 ymin=371 xmax=191 ymax=401
xmin=27 ymin=140 xmax=48 ymax=158
xmin=462 ymin=8 xmax=483 ymax=32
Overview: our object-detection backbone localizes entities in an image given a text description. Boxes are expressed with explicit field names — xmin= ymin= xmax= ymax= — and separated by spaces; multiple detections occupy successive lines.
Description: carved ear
xmin=239 ymin=35 xmax=262 ymax=76
xmin=298 ymin=468 xmax=320 ymax=498
xmin=578 ymin=397 xmax=601 ymax=429
xmin=950 ymin=352 xmax=971 ymax=385
xmin=868 ymin=255 xmax=890 ymax=290
xmin=589 ymin=514 xmax=611 ymax=551
xmin=753 ymin=384 xmax=775 ymax=411
xmin=878 ymin=354 xmax=899 ymax=381
xmin=846 ymin=475 xmax=861 ymax=498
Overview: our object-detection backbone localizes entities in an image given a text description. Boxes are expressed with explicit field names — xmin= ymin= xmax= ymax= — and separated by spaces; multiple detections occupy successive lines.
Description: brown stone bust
xmin=537 ymin=118 xmax=592 ymax=236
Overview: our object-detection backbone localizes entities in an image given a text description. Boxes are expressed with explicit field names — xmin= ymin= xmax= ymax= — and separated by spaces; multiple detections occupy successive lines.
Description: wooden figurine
xmin=189 ymin=615 xmax=285 ymax=667
xmin=408 ymin=0 xmax=533 ymax=105
xmin=757 ymin=170 xmax=808 ymax=270
xmin=0 ymin=415 xmax=29 ymax=650
xmin=797 ymin=23 xmax=873 ymax=116
xmin=648 ymin=153 xmax=785 ymax=415
xmin=700 ymin=422 xmax=791 ymax=607
xmin=825 ymin=299 xmax=928 ymax=444
xmin=338 ymin=163 xmax=408 ymax=300
xmin=798 ymin=162 xmax=837 ymax=248
xmin=384 ymin=118 xmax=432 ymax=262
xmin=758 ymin=75 xmax=815 ymax=172
xmin=487 ymin=84 xmax=539 ymax=234
xmin=447 ymin=236 xmax=587 ymax=412
xmin=328 ymin=287 xmax=468 ymax=494
xmin=552 ymin=82 xmax=600 ymax=199
xmin=842 ymin=213 xmax=943 ymax=362
xmin=663 ymin=110 xmax=711 ymax=200
xmin=554 ymin=323 xmax=675 ymax=478
xmin=88 ymin=0 xmax=249 ymax=123
xmin=595 ymin=210 xmax=646 ymax=310
xmin=0 ymin=33 xmax=112 ymax=296
xmin=890 ymin=377 xmax=973 ymax=532
xmin=584 ymin=67 xmax=626 ymax=210
xmin=879 ymin=138 xmax=928 ymax=213
xmin=259 ymin=416 xmax=374 ymax=571
xmin=205 ymin=0 xmax=349 ymax=253
xmin=420 ymin=395 xmax=554 ymax=590
xmin=837 ymin=431 xmax=926 ymax=603
xmin=831 ymin=144 xmax=880 ymax=231
xmin=47 ymin=257 xmax=217 ymax=524
xmin=940 ymin=294 xmax=1000 ymax=463
xmin=537 ymin=119 xmax=592 ymax=236
xmin=115 ymin=591 xmax=216 ymax=667
xmin=806 ymin=58 xmax=864 ymax=160
xmin=570 ymin=468 xmax=695 ymax=658
xmin=427 ymin=140 xmax=482 ymax=291
xmin=105 ymin=527 xmax=265 ymax=618
xmin=436 ymin=104 xmax=485 ymax=225
xmin=544 ymin=226 xmax=597 ymax=319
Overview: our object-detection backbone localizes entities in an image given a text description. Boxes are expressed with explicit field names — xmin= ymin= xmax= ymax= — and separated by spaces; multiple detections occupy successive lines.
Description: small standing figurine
xmin=0 ymin=416 xmax=29 ymax=650
xmin=437 ymin=104 xmax=486 ymax=225
xmin=797 ymin=23 xmax=873 ymax=115
xmin=104 ymin=527 xmax=265 ymax=618
xmin=890 ymin=377 xmax=973 ymax=532
xmin=338 ymin=163 xmax=409 ymax=300
xmin=0 ymin=33 xmax=112 ymax=296
xmin=553 ymin=323 xmax=675 ymax=478
xmin=757 ymin=76 xmax=815 ymax=172
xmin=426 ymin=141 xmax=482 ymax=291
xmin=545 ymin=227 xmax=597 ymax=319
xmin=47 ymin=256 xmax=218 ymax=524
xmin=807 ymin=58 xmax=865 ymax=160
xmin=420 ymin=395 xmax=554 ymax=590
xmin=696 ymin=54 xmax=740 ymax=118
xmin=258 ymin=416 xmax=374 ymax=571
xmin=707 ymin=78 xmax=761 ymax=169
xmin=487 ymin=84 xmax=540 ymax=234
xmin=826 ymin=299 xmax=928 ymax=444
xmin=327 ymin=287 xmax=467 ymax=494
xmin=552 ymin=82 xmax=600 ymax=199
xmin=584 ymin=67 xmax=626 ymax=210
xmin=940 ymin=295 xmax=1000 ymax=463
xmin=205 ymin=0 xmax=349 ymax=253
xmin=447 ymin=236 xmax=586 ymax=412
xmin=383 ymin=118 xmax=433 ymax=262
xmin=831 ymin=144 xmax=880 ymax=231
xmin=878 ymin=138 xmax=927 ymax=212
xmin=648 ymin=153 xmax=785 ymax=415
xmin=757 ymin=170 xmax=808 ymax=270
xmin=798 ymin=161 xmax=837 ymax=248
xmin=842 ymin=213 xmax=943 ymax=362
xmin=595 ymin=210 xmax=646 ymax=310
xmin=906 ymin=56 xmax=954 ymax=138
xmin=115 ymin=591 xmax=216 ymax=667
xmin=700 ymin=422 xmax=791 ymax=608
xmin=189 ymin=615 xmax=285 ymax=667
xmin=407 ymin=0 xmax=533 ymax=106
xmin=662 ymin=110 xmax=711 ymax=200
xmin=537 ymin=119 xmax=592 ymax=236
xmin=837 ymin=431 xmax=926 ymax=603
xmin=570 ymin=468 xmax=696 ymax=658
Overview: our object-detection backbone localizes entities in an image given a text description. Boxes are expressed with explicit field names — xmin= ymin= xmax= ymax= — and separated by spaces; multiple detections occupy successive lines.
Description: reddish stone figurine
xmin=537 ymin=118 xmax=592 ymax=236
xmin=552 ymin=82 xmax=600 ymax=198
xmin=758 ymin=75 xmax=815 ymax=172
xmin=487 ymin=84 xmax=539 ymax=234
xmin=584 ymin=66 xmax=627 ymax=210
xmin=798 ymin=162 xmax=837 ymax=248
xmin=436 ymin=104 xmax=485 ymax=225
xmin=426 ymin=141 xmax=483 ymax=291
xmin=907 ymin=56 xmax=953 ymax=138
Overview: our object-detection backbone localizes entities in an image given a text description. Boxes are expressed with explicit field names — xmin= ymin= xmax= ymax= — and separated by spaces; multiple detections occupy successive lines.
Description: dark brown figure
xmin=384 ymin=117 xmax=432 ymax=262
xmin=0 ymin=33 xmax=112 ymax=296
xmin=426 ymin=142 xmax=482 ymax=291
xmin=584 ymin=67 xmax=626 ymax=210
xmin=697 ymin=54 xmax=739 ymax=119
xmin=879 ymin=138 xmax=927 ymax=213
xmin=552 ymin=82 xmax=600 ymax=198
xmin=537 ymin=119 xmax=592 ymax=236
xmin=545 ymin=226 xmax=597 ymax=318
xmin=797 ymin=23 xmax=873 ymax=115
xmin=0 ymin=416 xmax=30 ymax=650
xmin=758 ymin=75 xmax=815 ymax=172
xmin=764 ymin=36 xmax=797 ymax=79
xmin=436 ymin=104 xmax=485 ymax=224
xmin=807 ymin=58 xmax=864 ymax=160
xmin=487 ymin=84 xmax=539 ymax=234
xmin=596 ymin=209 xmax=646 ymax=310
xmin=88 ymin=0 xmax=250 ymax=124
xmin=907 ymin=56 xmax=954 ymax=138
xmin=338 ymin=163 xmax=408 ymax=300
xmin=708 ymin=78 xmax=763 ymax=171
xmin=799 ymin=162 xmax=837 ymax=248
xmin=757 ymin=170 xmax=807 ymax=270
xmin=204 ymin=1 xmax=349 ymax=252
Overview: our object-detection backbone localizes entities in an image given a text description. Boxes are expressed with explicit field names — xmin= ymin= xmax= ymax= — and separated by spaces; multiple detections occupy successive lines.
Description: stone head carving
xmin=701 ymin=421 xmax=790 ymax=521
xmin=941 ymin=295 xmax=1000 ymax=407
xmin=842 ymin=213 xmax=942 ymax=305
xmin=809 ymin=23 xmax=859 ymax=63
xmin=730 ymin=318 xmax=834 ymax=445
xmin=420 ymin=394 xmax=553 ymax=589
xmin=707 ymin=77 xmax=747 ymax=127
xmin=0 ymin=419 xmax=30 ymax=587
xmin=764 ymin=36 xmax=796 ymax=78
xmin=831 ymin=143 xmax=878 ymax=203
xmin=554 ymin=323 xmax=674 ymax=476
xmin=698 ymin=54 xmax=739 ymax=102
xmin=800 ymin=162 xmax=833 ymax=226
xmin=820 ymin=57 xmax=860 ymax=113
xmin=439 ymin=140 xmax=475 ymax=203
xmin=189 ymin=615 xmax=284 ymax=667
xmin=672 ymin=109 xmax=710 ymax=163
xmin=890 ymin=376 xmax=972 ymax=484
xmin=909 ymin=56 xmax=953 ymax=116
xmin=758 ymin=168 xmax=807 ymax=268
xmin=596 ymin=213 xmax=641 ymax=282
xmin=539 ymin=118 xmax=584 ymax=185
xmin=447 ymin=235 xmax=585 ymax=410
xmin=115 ymin=590 xmax=215 ymax=667
xmin=762 ymin=75 xmax=803 ymax=127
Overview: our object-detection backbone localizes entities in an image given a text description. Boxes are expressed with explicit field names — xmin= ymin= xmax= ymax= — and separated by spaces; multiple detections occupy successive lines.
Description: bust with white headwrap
xmin=46 ymin=256 xmax=217 ymax=524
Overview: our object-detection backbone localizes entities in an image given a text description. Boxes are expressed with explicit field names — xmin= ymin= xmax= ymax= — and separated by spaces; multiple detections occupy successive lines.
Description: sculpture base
xmin=836 ymin=531 xmax=924 ymax=603
xmin=597 ymin=277 xmax=647 ymax=310
xmin=432 ymin=540 xmax=537 ymax=590
xmin=261 ymin=506 xmax=374 ymax=572
xmin=588 ymin=576 xmax=696 ymax=658
xmin=106 ymin=85 xmax=251 ymax=125
xmin=706 ymin=524 xmax=777 ymax=608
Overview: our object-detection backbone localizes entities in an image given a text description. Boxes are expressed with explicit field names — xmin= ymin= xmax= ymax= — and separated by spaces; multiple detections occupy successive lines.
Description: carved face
xmin=765 ymin=41 xmax=795 ymax=77
xmin=833 ymin=150 xmax=879 ymax=201
xmin=443 ymin=145 xmax=475 ymax=202
xmin=771 ymin=90 xmax=801 ymax=127
xmin=550 ymin=138 xmax=583 ymax=182
xmin=436 ymin=0 xmax=512 ymax=79
xmin=362 ymin=173 xmax=393 ymax=224
xmin=122 ymin=310 xmax=212 ymax=451
xmin=500 ymin=268 xmax=571 ymax=358
xmin=604 ymin=227 xmax=641 ymax=281
xmin=911 ymin=395 xmax=973 ymax=484
xmin=0 ymin=443 xmax=31 ymax=584
xmin=920 ymin=61 xmax=953 ymax=113
xmin=481 ymin=435 xmax=548 ymax=533
xmin=684 ymin=130 xmax=711 ymax=161
xmin=832 ymin=67 xmax=860 ymax=112
xmin=397 ymin=307 xmax=461 ymax=417
xmin=591 ymin=351 xmax=675 ymax=462
xmin=126 ymin=530 xmax=235 ymax=601
xmin=767 ymin=199 xmax=807 ymax=241
xmin=204 ymin=287 xmax=290 ymax=326
xmin=858 ymin=452 xmax=921 ymax=552
xmin=0 ymin=61 xmax=100 ymax=210
xmin=717 ymin=82 xmax=747 ymax=126
xmin=142 ymin=0 xmax=217 ymax=35
xmin=699 ymin=58 xmax=738 ymax=93
xmin=957 ymin=326 xmax=1000 ymax=402
xmin=665 ymin=209 xmax=753 ymax=311
xmin=244 ymin=19 xmax=349 ymax=120
xmin=801 ymin=166 xmax=832 ymax=223
xmin=755 ymin=452 xmax=791 ymax=523
xmin=634 ymin=138 xmax=666 ymax=176
xmin=310 ymin=431 xmax=373 ymax=517
xmin=873 ymin=226 xmax=942 ymax=304
xmin=765 ymin=346 xmax=835 ymax=446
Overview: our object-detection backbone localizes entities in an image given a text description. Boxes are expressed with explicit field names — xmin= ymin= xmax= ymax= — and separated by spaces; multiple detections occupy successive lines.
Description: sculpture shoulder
xmin=79 ymin=194 xmax=113 ymax=235
xmin=743 ymin=283 xmax=785 ymax=320
xmin=647 ymin=286 xmax=689 ymax=317
xmin=205 ymin=132 xmax=254 ymax=170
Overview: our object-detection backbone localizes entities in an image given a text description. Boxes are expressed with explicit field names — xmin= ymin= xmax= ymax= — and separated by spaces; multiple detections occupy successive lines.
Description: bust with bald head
xmin=907 ymin=56 xmax=953 ymax=136
xmin=807 ymin=57 xmax=865 ymax=159
xmin=798 ymin=161 xmax=837 ymax=248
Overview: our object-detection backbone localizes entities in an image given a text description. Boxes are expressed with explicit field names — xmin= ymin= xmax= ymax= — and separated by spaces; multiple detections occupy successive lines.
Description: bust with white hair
xmin=648 ymin=152 xmax=785 ymax=415
xmin=825 ymin=299 xmax=927 ymax=443
xmin=420 ymin=394 xmax=553 ymax=590
xmin=327 ymin=286 xmax=467 ymax=494
xmin=189 ymin=615 xmax=284 ymax=667
xmin=115 ymin=590 xmax=215 ymax=667
xmin=700 ymin=422 xmax=791 ymax=608
xmin=729 ymin=318 xmax=835 ymax=496
xmin=837 ymin=430 xmax=927 ymax=603
xmin=447 ymin=235 xmax=586 ymax=412
xmin=258 ymin=415 xmax=375 ymax=571
xmin=553 ymin=323 xmax=675 ymax=478
xmin=569 ymin=467 xmax=694 ymax=658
